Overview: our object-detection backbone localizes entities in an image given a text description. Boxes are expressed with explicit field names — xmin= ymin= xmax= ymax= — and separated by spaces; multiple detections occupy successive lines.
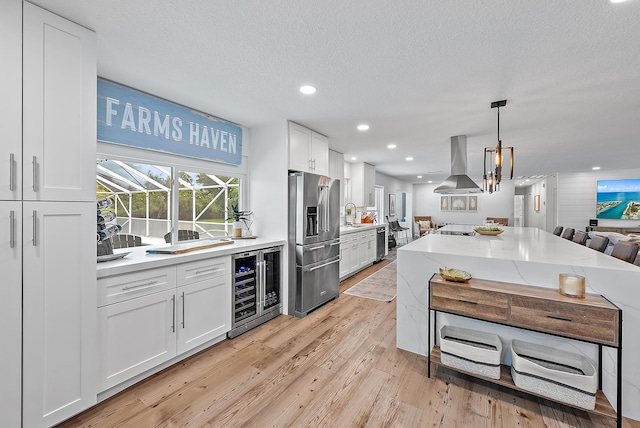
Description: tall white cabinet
xmin=0 ymin=2 xmax=98 ymax=427
xmin=0 ymin=1 xmax=24 ymax=426
xmin=351 ymin=162 xmax=376 ymax=207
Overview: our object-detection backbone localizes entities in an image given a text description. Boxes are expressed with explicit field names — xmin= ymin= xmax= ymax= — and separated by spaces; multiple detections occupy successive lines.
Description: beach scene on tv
xmin=596 ymin=179 xmax=640 ymax=220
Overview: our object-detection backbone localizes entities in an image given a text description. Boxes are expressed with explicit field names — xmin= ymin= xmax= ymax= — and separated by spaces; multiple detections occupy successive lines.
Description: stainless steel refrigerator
xmin=288 ymin=171 xmax=341 ymax=318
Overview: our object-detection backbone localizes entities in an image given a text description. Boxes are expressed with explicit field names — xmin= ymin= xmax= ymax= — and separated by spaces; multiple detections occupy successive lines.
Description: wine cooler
xmin=228 ymin=246 xmax=282 ymax=338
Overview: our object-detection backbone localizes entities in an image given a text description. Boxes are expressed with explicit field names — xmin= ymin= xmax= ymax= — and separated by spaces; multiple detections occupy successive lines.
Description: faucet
xmin=344 ymin=202 xmax=356 ymax=225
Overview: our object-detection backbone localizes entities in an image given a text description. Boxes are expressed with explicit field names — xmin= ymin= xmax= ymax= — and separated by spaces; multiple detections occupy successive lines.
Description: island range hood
xmin=434 ymin=135 xmax=483 ymax=194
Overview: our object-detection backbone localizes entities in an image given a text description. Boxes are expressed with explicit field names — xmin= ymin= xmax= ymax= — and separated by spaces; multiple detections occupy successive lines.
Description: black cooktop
xmin=436 ymin=230 xmax=476 ymax=236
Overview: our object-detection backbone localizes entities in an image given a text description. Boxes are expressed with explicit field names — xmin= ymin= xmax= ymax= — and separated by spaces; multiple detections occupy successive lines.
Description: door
xmin=295 ymin=256 xmax=340 ymax=314
xmin=99 ymin=289 xmax=177 ymax=391
xmin=23 ymin=201 xmax=97 ymax=427
xmin=177 ymin=277 xmax=231 ymax=354
xmin=311 ymin=131 xmax=329 ymax=175
xmin=261 ymin=247 xmax=282 ymax=311
xmin=0 ymin=0 xmax=22 ymax=201
xmin=339 ymin=237 xmax=351 ymax=278
xmin=23 ymin=2 xmax=97 ymax=202
xmin=0 ymin=202 xmax=22 ymax=428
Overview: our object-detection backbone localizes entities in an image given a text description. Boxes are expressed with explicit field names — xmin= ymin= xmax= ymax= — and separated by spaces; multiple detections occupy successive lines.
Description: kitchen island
xmin=397 ymin=225 xmax=640 ymax=421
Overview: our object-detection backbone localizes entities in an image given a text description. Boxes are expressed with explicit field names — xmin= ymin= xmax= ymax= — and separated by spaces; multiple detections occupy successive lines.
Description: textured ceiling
xmin=30 ymin=0 xmax=640 ymax=184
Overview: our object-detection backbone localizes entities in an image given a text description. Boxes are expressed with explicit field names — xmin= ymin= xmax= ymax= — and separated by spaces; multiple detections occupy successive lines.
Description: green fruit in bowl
xmin=476 ymin=226 xmax=502 ymax=231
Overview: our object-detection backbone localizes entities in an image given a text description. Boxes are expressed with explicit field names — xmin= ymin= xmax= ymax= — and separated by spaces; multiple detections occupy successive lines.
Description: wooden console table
xmin=428 ymin=274 xmax=622 ymax=427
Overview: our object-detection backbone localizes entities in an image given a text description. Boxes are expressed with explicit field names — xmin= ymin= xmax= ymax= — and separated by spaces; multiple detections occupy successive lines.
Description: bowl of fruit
xmin=473 ymin=226 xmax=504 ymax=236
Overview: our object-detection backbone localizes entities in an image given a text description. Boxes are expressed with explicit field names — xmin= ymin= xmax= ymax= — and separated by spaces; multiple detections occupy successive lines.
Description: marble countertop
xmin=403 ymin=224 xmax=638 ymax=271
xmin=97 ymin=237 xmax=286 ymax=278
xmin=340 ymin=223 xmax=386 ymax=234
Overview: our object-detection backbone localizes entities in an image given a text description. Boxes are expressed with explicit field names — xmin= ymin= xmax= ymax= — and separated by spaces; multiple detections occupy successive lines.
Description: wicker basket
xmin=510 ymin=339 xmax=597 ymax=410
xmin=439 ymin=325 xmax=502 ymax=380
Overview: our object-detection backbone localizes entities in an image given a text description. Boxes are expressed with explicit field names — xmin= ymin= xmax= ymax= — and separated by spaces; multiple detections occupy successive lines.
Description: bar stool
xmin=553 ymin=226 xmax=563 ymax=236
xmin=561 ymin=228 xmax=575 ymax=240
xmin=572 ymin=230 xmax=588 ymax=245
xmin=588 ymin=235 xmax=609 ymax=253
xmin=611 ymin=241 xmax=639 ymax=264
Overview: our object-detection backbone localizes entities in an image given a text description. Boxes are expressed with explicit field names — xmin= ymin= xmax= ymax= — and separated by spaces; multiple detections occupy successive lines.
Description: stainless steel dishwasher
xmin=375 ymin=225 xmax=386 ymax=261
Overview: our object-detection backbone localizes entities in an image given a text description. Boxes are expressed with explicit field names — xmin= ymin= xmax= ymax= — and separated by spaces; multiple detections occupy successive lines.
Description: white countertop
xmin=403 ymin=224 xmax=638 ymax=271
xmin=340 ymin=223 xmax=386 ymax=234
xmin=97 ymin=237 xmax=286 ymax=278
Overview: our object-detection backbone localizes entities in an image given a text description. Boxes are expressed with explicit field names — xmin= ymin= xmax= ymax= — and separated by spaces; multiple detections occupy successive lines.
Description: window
xmin=97 ymin=158 xmax=244 ymax=244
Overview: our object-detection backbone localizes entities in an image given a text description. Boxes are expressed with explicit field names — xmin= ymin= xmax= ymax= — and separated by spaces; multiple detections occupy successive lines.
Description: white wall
xmin=375 ymin=171 xmax=413 ymax=227
xmin=557 ymin=168 xmax=640 ymax=232
xmin=413 ymin=181 xmax=515 ymax=228
xmin=520 ymin=175 xmax=558 ymax=233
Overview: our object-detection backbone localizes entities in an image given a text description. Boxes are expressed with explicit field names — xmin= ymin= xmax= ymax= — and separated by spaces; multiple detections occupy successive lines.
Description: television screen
xmin=596 ymin=179 xmax=640 ymax=219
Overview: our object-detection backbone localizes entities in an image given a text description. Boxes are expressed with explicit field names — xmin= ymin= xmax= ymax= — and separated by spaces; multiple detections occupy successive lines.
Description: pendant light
xmin=483 ymin=100 xmax=514 ymax=193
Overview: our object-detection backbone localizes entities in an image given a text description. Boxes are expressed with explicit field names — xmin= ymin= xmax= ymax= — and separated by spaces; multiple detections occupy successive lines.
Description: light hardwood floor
xmin=58 ymin=250 xmax=639 ymax=427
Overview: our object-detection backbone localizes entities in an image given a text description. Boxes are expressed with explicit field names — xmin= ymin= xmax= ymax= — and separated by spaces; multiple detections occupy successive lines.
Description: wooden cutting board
xmin=146 ymin=239 xmax=234 ymax=254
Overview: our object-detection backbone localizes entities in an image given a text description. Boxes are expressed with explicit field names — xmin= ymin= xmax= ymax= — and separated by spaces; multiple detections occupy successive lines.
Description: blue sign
xmin=97 ymin=79 xmax=242 ymax=166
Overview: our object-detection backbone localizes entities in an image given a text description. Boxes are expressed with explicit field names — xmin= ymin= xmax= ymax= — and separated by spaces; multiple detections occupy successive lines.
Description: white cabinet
xmin=99 ymin=289 xmax=177 ymax=391
xmin=288 ymin=122 xmax=329 ymax=175
xmin=176 ymin=258 xmax=231 ymax=354
xmin=99 ymin=257 xmax=231 ymax=391
xmin=19 ymin=4 xmax=98 ymax=427
xmin=340 ymin=228 xmax=377 ymax=280
xmin=0 ymin=0 xmax=22 ymax=202
xmin=22 ymin=201 xmax=97 ymax=428
xmin=329 ymin=149 xmax=344 ymax=180
xmin=23 ymin=2 xmax=97 ymax=202
xmin=339 ymin=235 xmax=351 ymax=278
xmin=0 ymin=202 xmax=22 ymax=428
xmin=350 ymin=162 xmax=376 ymax=207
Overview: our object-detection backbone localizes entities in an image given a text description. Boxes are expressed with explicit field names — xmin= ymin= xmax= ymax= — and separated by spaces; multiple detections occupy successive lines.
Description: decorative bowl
xmin=439 ymin=267 xmax=472 ymax=283
xmin=474 ymin=227 xmax=504 ymax=236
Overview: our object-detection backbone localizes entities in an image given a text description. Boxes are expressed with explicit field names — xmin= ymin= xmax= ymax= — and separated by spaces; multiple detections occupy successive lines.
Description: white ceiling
xmin=31 ymin=0 xmax=640 ymax=185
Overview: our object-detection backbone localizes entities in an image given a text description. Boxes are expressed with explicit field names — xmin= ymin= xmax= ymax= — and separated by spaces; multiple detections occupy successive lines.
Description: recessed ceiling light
xmin=387 ymin=144 xmax=397 ymax=149
xmin=417 ymin=175 xmax=422 ymax=178
xmin=357 ymin=124 xmax=369 ymax=131
xmin=299 ymin=85 xmax=317 ymax=95
xmin=351 ymin=156 xmax=357 ymax=161
xmin=525 ymin=179 xmax=530 ymax=182
xmin=592 ymin=166 xmax=601 ymax=170
xmin=406 ymin=156 xmax=413 ymax=161
xmin=428 ymin=180 xmax=433 ymax=184
xmin=611 ymin=0 xmax=628 ymax=3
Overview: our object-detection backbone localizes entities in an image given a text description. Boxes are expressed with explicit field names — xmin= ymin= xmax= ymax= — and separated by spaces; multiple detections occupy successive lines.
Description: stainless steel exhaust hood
xmin=433 ymin=135 xmax=483 ymax=194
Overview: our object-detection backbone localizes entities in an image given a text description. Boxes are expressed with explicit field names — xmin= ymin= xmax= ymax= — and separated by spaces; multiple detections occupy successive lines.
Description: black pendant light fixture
xmin=483 ymin=100 xmax=514 ymax=193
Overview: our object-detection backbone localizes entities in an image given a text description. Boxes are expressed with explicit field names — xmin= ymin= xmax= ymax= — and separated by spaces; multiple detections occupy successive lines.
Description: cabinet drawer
xmin=430 ymin=283 xmax=509 ymax=323
xmin=177 ymin=257 xmax=230 ymax=287
xmin=510 ymin=296 xmax=619 ymax=346
xmin=98 ymin=267 xmax=176 ymax=307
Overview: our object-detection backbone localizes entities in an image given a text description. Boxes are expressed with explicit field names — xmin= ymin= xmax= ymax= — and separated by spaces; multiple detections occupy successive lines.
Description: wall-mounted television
xmin=596 ymin=179 xmax=640 ymax=219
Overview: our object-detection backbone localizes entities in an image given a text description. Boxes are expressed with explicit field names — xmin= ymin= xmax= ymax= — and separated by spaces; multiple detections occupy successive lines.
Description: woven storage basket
xmin=510 ymin=339 xmax=597 ymax=410
xmin=439 ymin=325 xmax=502 ymax=380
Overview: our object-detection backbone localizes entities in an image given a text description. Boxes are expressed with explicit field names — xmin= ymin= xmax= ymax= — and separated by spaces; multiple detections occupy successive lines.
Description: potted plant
xmin=227 ymin=202 xmax=252 ymax=237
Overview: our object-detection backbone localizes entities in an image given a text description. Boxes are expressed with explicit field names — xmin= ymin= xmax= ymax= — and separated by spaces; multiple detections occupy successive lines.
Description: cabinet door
xmin=23 ymin=201 xmax=97 ymax=427
xmin=349 ymin=239 xmax=360 ymax=272
xmin=177 ymin=275 xmax=231 ymax=354
xmin=339 ymin=237 xmax=351 ymax=278
xmin=288 ymin=122 xmax=312 ymax=172
xmin=0 ymin=202 xmax=22 ymax=428
xmin=366 ymin=163 xmax=376 ymax=207
xmin=99 ymin=289 xmax=177 ymax=391
xmin=366 ymin=231 xmax=376 ymax=263
xmin=0 ymin=0 xmax=22 ymax=201
xmin=23 ymin=3 xmax=97 ymax=202
xmin=311 ymin=131 xmax=329 ymax=176
xmin=358 ymin=233 xmax=369 ymax=268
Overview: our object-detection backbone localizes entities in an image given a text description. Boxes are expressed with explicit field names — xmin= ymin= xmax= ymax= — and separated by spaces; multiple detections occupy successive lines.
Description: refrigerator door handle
xmin=308 ymin=257 xmax=341 ymax=272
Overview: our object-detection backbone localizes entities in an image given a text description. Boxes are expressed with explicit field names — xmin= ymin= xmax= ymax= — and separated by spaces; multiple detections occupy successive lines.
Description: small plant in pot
xmin=227 ymin=202 xmax=252 ymax=237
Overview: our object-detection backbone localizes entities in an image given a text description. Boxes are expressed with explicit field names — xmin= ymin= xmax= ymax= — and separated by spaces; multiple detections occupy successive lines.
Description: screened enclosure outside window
xmin=96 ymin=158 xmax=242 ymax=244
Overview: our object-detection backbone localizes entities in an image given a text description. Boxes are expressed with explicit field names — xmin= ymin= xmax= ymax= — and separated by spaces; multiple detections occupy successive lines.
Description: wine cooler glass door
xmin=262 ymin=248 xmax=282 ymax=310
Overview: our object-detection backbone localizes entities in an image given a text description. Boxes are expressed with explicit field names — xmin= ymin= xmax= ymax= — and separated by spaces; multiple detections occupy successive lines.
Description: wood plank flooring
xmin=57 ymin=251 xmax=639 ymax=427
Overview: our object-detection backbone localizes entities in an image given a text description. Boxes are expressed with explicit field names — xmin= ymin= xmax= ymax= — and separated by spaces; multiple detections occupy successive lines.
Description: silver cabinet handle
xmin=9 ymin=210 xmax=15 ymax=248
xmin=122 ymin=280 xmax=158 ymax=291
xmin=32 ymin=210 xmax=37 ymax=246
xmin=195 ymin=267 xmax=221 ymax=276
xmin=308 ymin=245 xmax=325 ymax=251
xmin=171 ymin=295 xmax=176 ymax=332
xmin=181 ymin=292 xmax=185 ymax=328
xmin=9 ymin=153 xmax=15 ymax=191
xmin=32 ymin=156 xmax=37 ymax=192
